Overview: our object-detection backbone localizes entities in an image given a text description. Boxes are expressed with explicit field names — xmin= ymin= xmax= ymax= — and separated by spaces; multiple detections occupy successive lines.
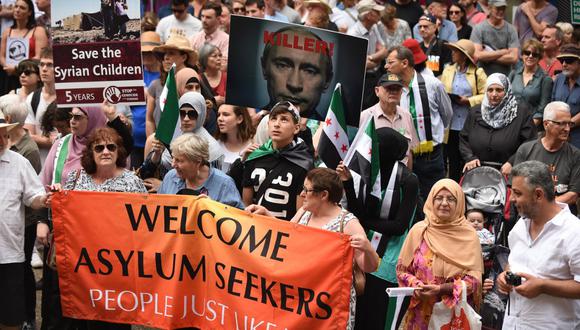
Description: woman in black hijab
xmin=337 ymin=127 xmax=420 ymax=330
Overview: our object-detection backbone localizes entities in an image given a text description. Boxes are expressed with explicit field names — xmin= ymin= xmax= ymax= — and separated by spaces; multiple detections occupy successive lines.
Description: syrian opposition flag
xmin=155 ymin=64 xmax=179 ymax=146
xmin=344 ymin=116 xmax=381 ymax=203
xmin=385 ymin=288 xmax=415 ymax=330
xmin=317 ymin=83 xmax=349 ymax=169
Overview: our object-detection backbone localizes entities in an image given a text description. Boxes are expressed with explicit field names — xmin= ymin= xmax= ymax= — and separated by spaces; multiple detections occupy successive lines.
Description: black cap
xmin=377 ymin=72 xmax=404 ymax=87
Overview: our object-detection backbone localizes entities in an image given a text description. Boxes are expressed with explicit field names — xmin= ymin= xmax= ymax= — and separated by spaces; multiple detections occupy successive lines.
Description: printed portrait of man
xmin=260 ymin=26 xmax=334 ymax=118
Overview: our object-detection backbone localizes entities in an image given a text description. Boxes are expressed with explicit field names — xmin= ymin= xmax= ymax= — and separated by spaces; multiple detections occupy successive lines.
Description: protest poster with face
xmin=51 ymin=0 xmax=144 ymax=107
xmin=226 ymin=16 xmax=368 ymax=126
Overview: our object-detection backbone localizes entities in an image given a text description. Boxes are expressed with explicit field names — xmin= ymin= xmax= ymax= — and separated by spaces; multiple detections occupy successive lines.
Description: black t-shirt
xmin=421 ymin=38 xmax=452 ymax=77
xmin=242 ymin=155 xmax=307 ymax=220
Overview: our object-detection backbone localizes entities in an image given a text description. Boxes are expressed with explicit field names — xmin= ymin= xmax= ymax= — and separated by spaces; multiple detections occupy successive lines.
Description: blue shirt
xmin=450 ymin=70 xmax=473 ymax=131
xmin=413 ymin=19 xmax=458 ymax=43
xmin=158 ymin=167 xmax=245 ymax=209
xmin=552 ymin=73 xmax=580 ymax=148
xmin=265 ymin=11 xmax=289 ymax=22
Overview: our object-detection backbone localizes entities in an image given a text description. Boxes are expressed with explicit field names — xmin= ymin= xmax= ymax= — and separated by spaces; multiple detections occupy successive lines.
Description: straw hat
xmin=303 ymin=0 xmax=332 ymax=14
xmin=153 ymin=31 xmax=198 ymax=66
xmin=446 ymin=39 xmax=476 ymax=65
xmin=557 ymin=44 xmax=580 ymax=61
xmin=141 ymin=31 xmax=161 ymax=52
xmin=0 ymin=111 xmax=17 ymax=130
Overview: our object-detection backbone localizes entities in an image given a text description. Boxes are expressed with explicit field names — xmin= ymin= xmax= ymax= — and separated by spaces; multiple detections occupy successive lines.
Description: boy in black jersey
xmin=242 ymin=102 xmax=314 ymax=220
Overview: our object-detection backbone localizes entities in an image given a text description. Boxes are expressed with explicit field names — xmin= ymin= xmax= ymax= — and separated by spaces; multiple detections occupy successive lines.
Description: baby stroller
xmin=460 ymin=165 xmax=510 ymax=330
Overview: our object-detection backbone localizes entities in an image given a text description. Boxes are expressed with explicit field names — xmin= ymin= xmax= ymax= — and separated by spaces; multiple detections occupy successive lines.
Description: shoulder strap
xmin=31 ymin=88 xmax=42 ymax=115
xmin=338 ymin=210 xmax=347 ymax=233
xmin=52 ymin=134 xmax=72 ymax=184
xmin=416 ymin=73 xmax=433 ymax=142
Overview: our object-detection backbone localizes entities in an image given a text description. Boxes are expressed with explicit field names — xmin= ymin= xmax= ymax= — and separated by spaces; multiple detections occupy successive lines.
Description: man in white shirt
xmin=0 ymin=118 xmax=47 ymax=329
xmin=497 ymin=160 xmax=580 ymax=330
xmin=156 ymin=0 xmax=202 ymax=43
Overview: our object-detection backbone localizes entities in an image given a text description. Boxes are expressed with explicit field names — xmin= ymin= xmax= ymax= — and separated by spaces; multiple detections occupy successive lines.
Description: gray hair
xmin=170 ymin=133 xmax=209 ymax=163
xmin=198 ymin=43 xmax=219 ymax=72
xmin=0 ymin=94 xmax=20 ymax=116
xmin=546 ymin=24 xmax=565 ymax=41
xmin=3 ymin=101 xmax=29 ymax=125
xmin=511 ymin=160 xmax=555 ymax=202
xmin=388 ymin=45 xmax=415 ymax=67
xmin=543 ymin=101 xmax=570 ymax=121
xmin=555 ymin=22 xmax=573 ymax=35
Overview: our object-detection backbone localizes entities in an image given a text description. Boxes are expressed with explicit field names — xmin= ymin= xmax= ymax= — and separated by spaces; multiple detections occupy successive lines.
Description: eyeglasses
xmin=19 ymin=69 xmax=38 ymax=75
xmin=560 ymin=57 xmax=578 ymax=65
xmin=232 ymin=7 xmax=246 ymax=13
xmin=70 ymin=113 xmax=87 ymax=121
xmin=433 ymin=195 xmax=457 ymax=204
xmin=547 ymin=120 xmax=575 ymax=128
xmin=522 ymin=50 xmax=540 ymax=58
xmin=418 ymin=24 xmax=432 ymax=30
xmin=39 ymin=62 xmax=53 ymax=68
xmin=302 ymin=186 xmax=319 ymax=193
xmin=93 ymin=144 xmax=117 ymax=153
xmin=179 ymin=110 xmax=198 ymax=120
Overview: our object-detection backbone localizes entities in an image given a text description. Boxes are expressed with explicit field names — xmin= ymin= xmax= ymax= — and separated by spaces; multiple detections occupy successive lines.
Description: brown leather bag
xmin=339 ymin=211 xmax=366 ymax=296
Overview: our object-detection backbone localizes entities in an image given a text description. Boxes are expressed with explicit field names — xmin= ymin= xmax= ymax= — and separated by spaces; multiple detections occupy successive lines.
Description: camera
xmin=505 ymin=271 xmax=522 ymax=286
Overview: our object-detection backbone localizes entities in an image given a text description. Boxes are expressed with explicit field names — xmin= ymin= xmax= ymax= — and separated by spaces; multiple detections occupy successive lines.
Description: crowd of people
xmin=1 ymin=0 xmax=580 ymax=329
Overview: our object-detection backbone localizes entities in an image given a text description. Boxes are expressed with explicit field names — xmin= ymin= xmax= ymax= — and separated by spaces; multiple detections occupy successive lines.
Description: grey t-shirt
xmin=470 ymin=20 xmax=519 ymax=76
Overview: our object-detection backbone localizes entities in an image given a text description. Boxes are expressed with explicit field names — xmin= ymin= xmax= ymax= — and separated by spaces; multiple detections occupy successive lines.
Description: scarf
xmin=398 ymin=179 xmax=483 ymax=283
xmin=481 ymin=73 xmax=518 ymax=129
xmin=41 ymin=107 xmax=107 ymax=185
xmin=247 ymin=138 xmax=313 ymax=171
xmin=175 ymin=68 xmax=200 ymax=96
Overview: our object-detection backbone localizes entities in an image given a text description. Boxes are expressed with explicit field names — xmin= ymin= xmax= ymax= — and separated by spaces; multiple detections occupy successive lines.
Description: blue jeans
xmin=413 ymin=144 xmax=445 ymax=200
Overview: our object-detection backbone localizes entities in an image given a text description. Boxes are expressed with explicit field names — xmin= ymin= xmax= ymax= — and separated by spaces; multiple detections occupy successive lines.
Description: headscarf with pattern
xmin=481 ymin=73 xmax=518 ymax=129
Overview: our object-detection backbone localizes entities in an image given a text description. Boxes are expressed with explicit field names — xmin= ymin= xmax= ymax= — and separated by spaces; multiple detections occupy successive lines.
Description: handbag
xmin=428 ymin=281 xmax=482 ymax=330
xmin=339 ymin=210 xmax=366 ymax=296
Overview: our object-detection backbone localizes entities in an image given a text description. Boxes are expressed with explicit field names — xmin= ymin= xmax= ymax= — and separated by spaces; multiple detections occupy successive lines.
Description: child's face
xmin=467 ymin=211 xmax=485 ymax=231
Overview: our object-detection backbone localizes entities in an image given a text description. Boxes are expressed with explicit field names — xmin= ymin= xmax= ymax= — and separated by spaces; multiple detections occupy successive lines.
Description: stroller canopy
xmin=461 ymin=166 xmax=507 ymax=214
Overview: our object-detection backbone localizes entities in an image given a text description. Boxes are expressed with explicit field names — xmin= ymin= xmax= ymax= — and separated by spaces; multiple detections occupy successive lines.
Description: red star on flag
xmin=373 ymin=236 xmax=380 ymax=243
xmin=341 ymin=144 xmax=348 ymax=153
xmin=334 ymin=131 xmax=340 ymax=140
xmin=325 ymin=118 xmax=332 ymax=126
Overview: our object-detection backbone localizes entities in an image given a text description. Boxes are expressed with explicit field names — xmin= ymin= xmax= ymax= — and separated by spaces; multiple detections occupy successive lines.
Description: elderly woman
xmin=247 ymin=168 xmax=379 ymax=330
xmin=378 ymin=4 xmax=412 ymax=48
xmin=158 ymin=133 xmax=243 ymax=208
xmin=0 ymin=0 xmax=48 ymax=94
xmin=397 ymin=179 xmax=484 ymax=329
xmin=460 ymin=73 xmax=536 ymax=175
xmin=509 ymin=39 xmax=553 ymax=126
xmin=337 ymin=127 xmax=420 ymax=330
xmin=440 ymin=39 xmax=487 ymax=181
xmin=198 ymin=43 xmax=226 ymax=107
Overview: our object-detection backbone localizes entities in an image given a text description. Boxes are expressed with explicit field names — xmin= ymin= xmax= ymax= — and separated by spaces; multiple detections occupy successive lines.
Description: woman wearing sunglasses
xmin=140 ymin=92 xmax=224 ymax=192
xmin=509 ymin=39 xmax=553 ymax=127
xmin=9 ymin=59 xmax=42 ymax=101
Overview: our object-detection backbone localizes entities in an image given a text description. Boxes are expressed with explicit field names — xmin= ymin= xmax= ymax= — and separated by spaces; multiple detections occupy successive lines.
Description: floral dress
xmin=299 ymin=209 xmax=357 ymax=330
xmin=397 ymin=240 xmax=480 ymax=330
xmin=63 ymin=169 xmax=147 ymax=193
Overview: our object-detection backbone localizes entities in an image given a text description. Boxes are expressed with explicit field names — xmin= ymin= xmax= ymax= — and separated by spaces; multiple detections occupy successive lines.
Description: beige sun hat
xmin=153 ymin=31 xmax=198 ymax=66
xmin=446 ymin=39 xmax=477 ymax=65
xmin=141 ymin=31 xmax=162 ymax=52
xmin=304 ymin=0 xmax=332 ymax=14
xmin=0 ymin=111 xmax=17 ymax=130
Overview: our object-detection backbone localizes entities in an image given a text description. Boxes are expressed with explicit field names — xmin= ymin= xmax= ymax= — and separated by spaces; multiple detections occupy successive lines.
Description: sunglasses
xmin=233 ymin=7 xmax=245 ymax=13
xmin=449 ymin=10 xmax=461 ymax=14
xmin=522 ymin=50 xmax=540 ymax=58
xmin=93 ymin=143 xmax=117 ymax=153
xmin=179 ymin=109 xmax=198 ymax=120
xmin=70 ymin=113 xmax=87 ymax=121
xmin=560 ymin=57 xmax=578 ymax=64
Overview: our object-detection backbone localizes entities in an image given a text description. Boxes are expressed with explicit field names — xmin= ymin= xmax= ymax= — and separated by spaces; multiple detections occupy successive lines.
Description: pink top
xmin=191 ymin=29 xmax=230 ymax=63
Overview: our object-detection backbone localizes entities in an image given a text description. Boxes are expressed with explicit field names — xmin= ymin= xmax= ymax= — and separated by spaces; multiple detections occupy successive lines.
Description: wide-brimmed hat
xmin=141 ymin=31 xmax=161 ymax=52
xmin=304 ymin=0 xmax=332 ymax=14
xmin=356 ymin=0 xmax=385 ymax=15
xmin=446 ymin=39 xmax=477 ymax=65
xmin=153 ymin=32 xmax=198 ymax=66
xmin=0 ymin=111 xmax=17 ymax=130
xmin=402 ymin=38 xmax=427 ymax=64
xmin=557 ymin=44 xmax=580 ymax=61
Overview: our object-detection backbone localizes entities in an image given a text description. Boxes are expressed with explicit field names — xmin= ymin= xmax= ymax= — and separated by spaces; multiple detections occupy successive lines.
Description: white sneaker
xmin=31 ymin=246 xmax=43 ymax=268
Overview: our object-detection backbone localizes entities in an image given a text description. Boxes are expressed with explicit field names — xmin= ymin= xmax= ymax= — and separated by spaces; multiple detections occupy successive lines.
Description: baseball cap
xmin=270 ymin=101 xmax=301 ymax=123
xmin=402 ymin=38 xmax=427 ymax=65
xmin=419 ymin=14 xmax=437 ymax=25
xmin=377 ymin=72 xmax=404 ymax=87
xmin=356 ymin=0 xmax=385 ymax=15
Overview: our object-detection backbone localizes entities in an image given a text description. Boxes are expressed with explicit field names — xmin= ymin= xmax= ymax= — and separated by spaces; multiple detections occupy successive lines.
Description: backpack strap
xmin=31 ymin=88 xmax=42 ymax=115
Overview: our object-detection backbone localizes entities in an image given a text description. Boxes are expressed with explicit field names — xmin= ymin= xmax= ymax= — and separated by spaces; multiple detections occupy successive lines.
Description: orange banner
xmin=52 ymin=191 xmax=353 ymax=329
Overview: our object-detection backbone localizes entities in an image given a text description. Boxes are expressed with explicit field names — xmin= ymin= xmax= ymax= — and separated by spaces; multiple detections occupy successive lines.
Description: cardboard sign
xmin=52 ymin=191 xmax=353 ymax=329
xmin=226 ymin=16 xmax=368 ymax=127
xmin=51 ymin=0 xmax=145 ymax=107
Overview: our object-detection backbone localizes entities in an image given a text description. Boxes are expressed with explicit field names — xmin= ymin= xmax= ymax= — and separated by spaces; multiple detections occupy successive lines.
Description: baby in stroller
xmin=466 ymin=208 xmax=495 ymax=246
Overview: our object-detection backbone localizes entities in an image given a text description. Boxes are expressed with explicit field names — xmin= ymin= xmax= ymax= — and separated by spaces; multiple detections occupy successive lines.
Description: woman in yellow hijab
xmin=396 ymin=179 xmax=484 ymax=329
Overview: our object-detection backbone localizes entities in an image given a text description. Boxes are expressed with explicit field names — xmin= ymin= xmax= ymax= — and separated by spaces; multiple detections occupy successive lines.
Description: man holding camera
xmin=497 ymin=160 xmax=580 ymax=329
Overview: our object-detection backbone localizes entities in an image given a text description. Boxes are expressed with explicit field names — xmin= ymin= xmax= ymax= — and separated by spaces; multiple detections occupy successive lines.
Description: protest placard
xmin=52 ymin=191 xmax=353 ymax=329
xmin=51 ymin=0 xmax=144 ymax=107
xmin=5 ymin=37 xmax=29 ymax=66
xmin=226 ymin=16 xmax=368 ymax=127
